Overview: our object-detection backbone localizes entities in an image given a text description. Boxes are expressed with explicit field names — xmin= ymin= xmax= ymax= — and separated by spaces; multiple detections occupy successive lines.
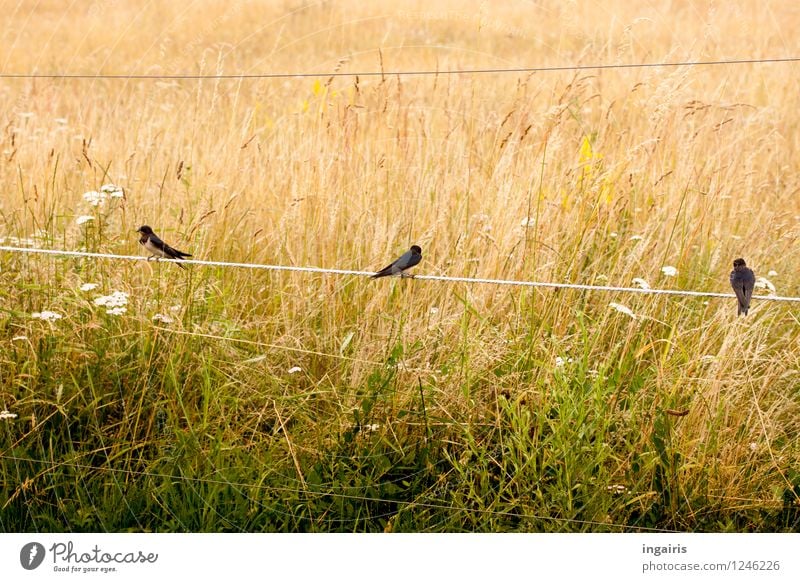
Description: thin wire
xmin=2 ymin=245 xmax=796 ymax=303
xmin=1 ymin=56 xmax=799 ymax=80
xmin=1 ymin=454 xmax=676 ymax=532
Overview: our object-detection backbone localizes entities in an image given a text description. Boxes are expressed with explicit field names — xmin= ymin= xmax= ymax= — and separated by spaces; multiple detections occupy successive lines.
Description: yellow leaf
xmin=579 ymin=136 xmax=594 ymax=163
xmin=601 ymin=180 xmax=613 ymax=204
xmin=561 ymin=188 xmax=571 ymax=210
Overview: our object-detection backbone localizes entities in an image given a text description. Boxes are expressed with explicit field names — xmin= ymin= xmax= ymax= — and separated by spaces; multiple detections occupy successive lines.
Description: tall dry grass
xmin=1 ymin=0 xmax=799 ymax=531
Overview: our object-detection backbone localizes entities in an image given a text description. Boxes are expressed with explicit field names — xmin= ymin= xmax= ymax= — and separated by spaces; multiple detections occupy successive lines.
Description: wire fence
xmin=1 ymin=245 xmax=796 ymax=304
xmin=1 ymin=56 xmax=799 ymax=80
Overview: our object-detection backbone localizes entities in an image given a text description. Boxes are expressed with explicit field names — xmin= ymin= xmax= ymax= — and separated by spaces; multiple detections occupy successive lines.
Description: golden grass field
xmin=1 ymin=0 xmax=800 ymax=531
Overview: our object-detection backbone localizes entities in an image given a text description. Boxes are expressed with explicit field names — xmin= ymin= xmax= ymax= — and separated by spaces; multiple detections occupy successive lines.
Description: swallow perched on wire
xmin=136 ymin=225 xmax=192 ymax=269
xmin=729 ymin=258 xmax=755 ymax=316
xmin=371 ymin=245 xmax=422 ymax=279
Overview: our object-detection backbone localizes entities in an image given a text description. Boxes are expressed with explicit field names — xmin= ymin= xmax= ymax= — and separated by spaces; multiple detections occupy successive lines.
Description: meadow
xmin=1 ymin=0 xmax=799 ymax=532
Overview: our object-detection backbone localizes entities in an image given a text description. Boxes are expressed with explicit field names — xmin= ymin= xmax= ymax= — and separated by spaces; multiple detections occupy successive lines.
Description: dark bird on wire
xmin=136 ymin=225 xmax=192 ymax=269
xmin=729 ymin=258 xmax=755 ymax=316
xmin=371 ymin=245 xmax=422 ymax=279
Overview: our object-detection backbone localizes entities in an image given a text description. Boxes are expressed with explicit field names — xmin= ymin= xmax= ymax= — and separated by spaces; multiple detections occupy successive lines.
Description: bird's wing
xmin=393 ymin=250 xmax=414 ymax=270
xmin=405 ymin=252 xmax=421 ymax=270
xmin=161 ymin=244 xmax=181 ymax=259
xmin=148 ymin=233 xmax=168 ymax=252
xmin=731 ymin=280 xmax=748 ymax=309
xmin=372 ymin=251 xmax=410 ymax=278
xmin=149 ymin=233 xmax=191 ymax=259
xmin=372 ymin=259 xmax=400 ymax=278
xmin=743 ymin=274 xmax=755 ymax=307
xmin=163 ymin=244 xmax=192 ymax=259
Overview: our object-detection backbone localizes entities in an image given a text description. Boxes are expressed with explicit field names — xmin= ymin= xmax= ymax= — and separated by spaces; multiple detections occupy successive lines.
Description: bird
xmin=729 ymin=258 xmax=755 ymax=316
xmin=371 ymin=245 xmax=422 ymax=279
xmin=136 ymin=225 xmax=192 ymax=269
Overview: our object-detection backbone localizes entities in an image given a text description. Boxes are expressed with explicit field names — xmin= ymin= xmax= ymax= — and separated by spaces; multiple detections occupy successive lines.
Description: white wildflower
xmin=82 ymin=190 xmax=107 ymax=206
xmin=94 ymin=291 xmax=129 ymax=308
xmin=152 ymin=313 xmax=174 ymax=324
xmin=749 ymin=442 xmax=758 ymax=452
xmin=661 ymin=265 xmax=678 ymax=277
xmin=100 ymin=183 xmax=124 ymax=198
xmin=609 ymin=302 xmax=636 ymax=319
xmin=363 ymin=424 xmax=380 ymax=432
xmin=555 ymin=356 xmax=574 ymax=368
xmin=79 ymin=283 xmax=98 ymax=292
xmin=609 ymin=232 xmax=618 ymax=238
xmin=607 ymin=484 xmax=627 ymax=495
xmin=0 ymin=410 xmax=18 ymax=420
xmin=755 ymin=277 xmax=776 ymax=293
xmin=632 ymin=277 xmax=650 ymax=289
xmin=287 ymin=366 xmax=302 ymax=374
xmin=767 ymin=270 xmax=778 ymax=277
xmin=32 ymin=310 xmax=62 ymax=322
xmin=429 ymin=307 xmax=439 ymax=315
xmin=76 ymin=215 xmax=94 ymax=225
xmin=169 ymin=304 xmax=182 ymax=312
xmin=105 ymin=307 xmax=127 ymax=316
